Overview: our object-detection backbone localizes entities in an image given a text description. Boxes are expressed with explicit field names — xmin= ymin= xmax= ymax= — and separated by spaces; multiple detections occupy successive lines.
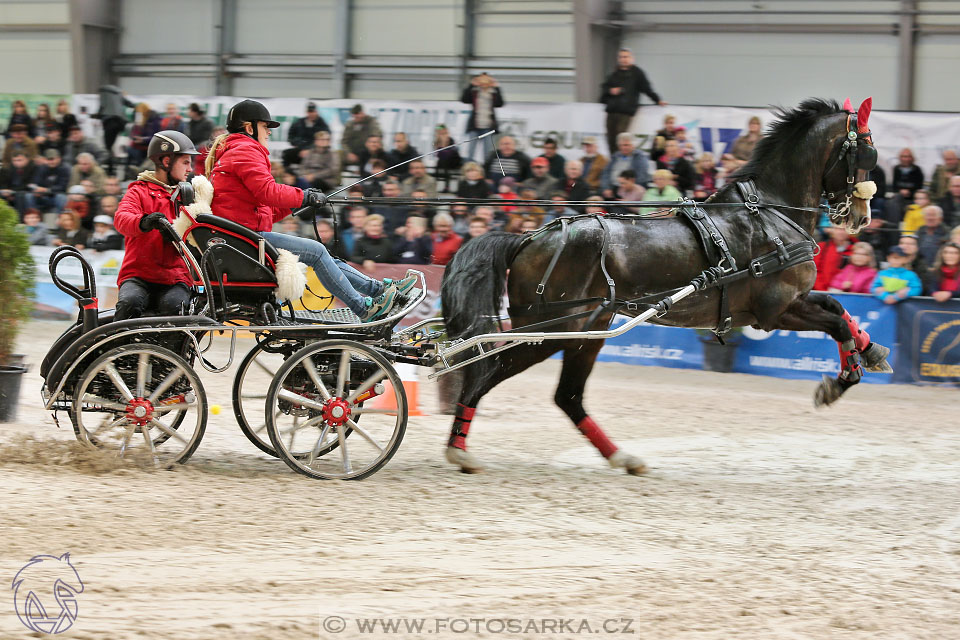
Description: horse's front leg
xmin=774 ymin=292 xmax=891 ymax=407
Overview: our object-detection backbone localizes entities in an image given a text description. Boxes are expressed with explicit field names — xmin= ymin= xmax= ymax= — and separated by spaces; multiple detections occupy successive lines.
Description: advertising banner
xmin=894 ymin=298 xmax=960 ymax=385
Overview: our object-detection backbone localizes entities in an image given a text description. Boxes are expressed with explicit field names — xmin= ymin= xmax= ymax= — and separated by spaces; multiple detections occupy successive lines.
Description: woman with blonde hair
xmin=455 ymin=161 xmax=489 ymax=200
xmin=828 ymin=242 xmax=877 ymax=294
xmin=126 ymin=103 xmax=162 ymax=174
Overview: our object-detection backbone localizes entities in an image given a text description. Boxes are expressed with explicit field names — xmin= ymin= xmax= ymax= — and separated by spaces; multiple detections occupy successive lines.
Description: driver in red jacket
xmin=206 ymin=99 xmax=414 ymax=321
xmin=113 ymin=130 xmax=197 ymax=320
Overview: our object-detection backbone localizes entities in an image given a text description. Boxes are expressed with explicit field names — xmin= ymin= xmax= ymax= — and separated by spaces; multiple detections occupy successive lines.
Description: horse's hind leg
xmin=444 ymin=343 xmax=559 ymax=473
xmin=555 ymin=340 xmax=647 ymax=475
xmin=776 ymin=293 xmax=891 ymax=407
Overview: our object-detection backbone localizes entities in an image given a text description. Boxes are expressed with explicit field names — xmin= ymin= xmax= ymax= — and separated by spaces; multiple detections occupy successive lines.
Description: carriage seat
xmin=192 ymin=213 xmax=280 ymax=263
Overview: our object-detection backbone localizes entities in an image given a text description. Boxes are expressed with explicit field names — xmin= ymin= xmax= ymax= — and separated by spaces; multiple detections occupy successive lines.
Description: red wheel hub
xmin=322 ymin=397 xmax=352 ymax=427
xmin=125 ymin=397 xmax=155 ymax=426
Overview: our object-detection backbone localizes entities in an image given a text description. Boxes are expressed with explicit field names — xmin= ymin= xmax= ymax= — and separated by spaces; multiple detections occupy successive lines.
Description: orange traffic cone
xmin=368 ymin=363 xmax=425 ymax=416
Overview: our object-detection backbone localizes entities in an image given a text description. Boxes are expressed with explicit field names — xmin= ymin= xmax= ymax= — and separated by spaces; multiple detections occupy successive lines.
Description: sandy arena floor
xmin=1 ymin=319 xmax=959 ymax=639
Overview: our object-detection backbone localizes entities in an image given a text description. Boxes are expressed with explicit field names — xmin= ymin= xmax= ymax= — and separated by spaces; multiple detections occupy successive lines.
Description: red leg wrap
xmin=837 ymin=339 xmax=862 ymax=383
xmin=840 ymin=310 xmax=870 ymax=352
xmin=576 ymin=416 xmax=619 ymax=459
xmin=448 ymin=403 xmax=476 ymax=450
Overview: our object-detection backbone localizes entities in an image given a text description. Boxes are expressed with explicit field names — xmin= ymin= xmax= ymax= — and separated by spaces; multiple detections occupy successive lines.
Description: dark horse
xmin=439 ymin=97 xmax=893 ymax=474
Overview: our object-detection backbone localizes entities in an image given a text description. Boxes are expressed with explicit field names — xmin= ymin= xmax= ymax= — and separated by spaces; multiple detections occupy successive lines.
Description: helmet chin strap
xmin=157 ymin=155 xmax=179 ymax=186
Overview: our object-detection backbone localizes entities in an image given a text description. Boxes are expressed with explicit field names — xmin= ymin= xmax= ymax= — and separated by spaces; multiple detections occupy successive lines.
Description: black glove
xmin=139 ymin=212 xmax=167 ymax=232
xmin=301 ymin=188 xmax=327 ymax=208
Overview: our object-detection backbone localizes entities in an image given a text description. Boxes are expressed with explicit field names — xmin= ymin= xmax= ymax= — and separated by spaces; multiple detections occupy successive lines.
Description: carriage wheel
xmin=233 ymin=341 xmax=344 ymax=459
xmin=265 ymin=340 xmax=407 ymax=480
xmin=70 ymin=344 xmax=207 ymax=466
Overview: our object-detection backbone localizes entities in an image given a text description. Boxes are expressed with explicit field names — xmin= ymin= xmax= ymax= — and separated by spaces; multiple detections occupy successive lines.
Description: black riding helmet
xmin=226 ymin=99 xmax=281 ymax=140
xmin=147 ymin=130 xmax=200 ymax=183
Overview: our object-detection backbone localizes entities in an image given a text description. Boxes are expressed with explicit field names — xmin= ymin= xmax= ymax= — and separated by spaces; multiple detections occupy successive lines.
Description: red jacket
xmin=431 ymin=232 xmax=463 ymax=266
xmin=114 ymin=178 xmax=191 ymax=287
xmin=813 ymin=240 xmax=853 ymax=291
xmin=209 ymin=133 xmax=303 ymax=231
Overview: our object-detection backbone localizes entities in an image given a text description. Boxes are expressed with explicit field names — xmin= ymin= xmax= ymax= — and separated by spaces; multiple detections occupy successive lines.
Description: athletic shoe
xmin=383 ymin=271 xmax=418 ymax=297
xmin=359 ymin=289 xmax=397 ymax=323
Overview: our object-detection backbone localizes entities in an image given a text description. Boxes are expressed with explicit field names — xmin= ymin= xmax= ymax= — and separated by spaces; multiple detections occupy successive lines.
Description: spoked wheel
xmin=265 ymin=340 xmax=407 ymax=480
xmin=233 ymin=341 xmax=332 ymax=458
xmin=70 ymin=344 xmax=207 ymax=466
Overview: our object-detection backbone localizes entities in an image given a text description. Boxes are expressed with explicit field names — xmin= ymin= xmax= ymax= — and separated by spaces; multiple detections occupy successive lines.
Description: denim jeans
xmin=260 ymin=231 xmax=383 ymax=315
xmin=465 ymin=128 xmax=495 ymax=164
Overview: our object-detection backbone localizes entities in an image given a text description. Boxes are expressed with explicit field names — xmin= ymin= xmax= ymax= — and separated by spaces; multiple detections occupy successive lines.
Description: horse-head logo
xmin=11 ymin=553 xmax=84 ymax=634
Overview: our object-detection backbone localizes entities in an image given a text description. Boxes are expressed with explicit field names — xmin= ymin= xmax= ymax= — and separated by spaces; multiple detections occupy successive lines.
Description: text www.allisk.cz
xmin=321 ymin=616 xmax=635 ymax=635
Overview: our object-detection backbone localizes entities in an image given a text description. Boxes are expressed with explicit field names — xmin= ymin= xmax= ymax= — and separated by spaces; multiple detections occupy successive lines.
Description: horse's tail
xmin=441 ymin=232 xmax=526 ymax=340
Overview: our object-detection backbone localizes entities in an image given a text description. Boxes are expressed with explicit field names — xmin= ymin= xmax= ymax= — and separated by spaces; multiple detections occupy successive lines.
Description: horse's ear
xmin=857 ymin=97 xmax=873 ymax=133
xmin=842 ymin=97 xmax=852 ymax=112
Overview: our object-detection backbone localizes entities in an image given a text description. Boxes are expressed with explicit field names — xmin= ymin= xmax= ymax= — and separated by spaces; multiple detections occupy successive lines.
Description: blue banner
xmin=894 ymin=298 xmax=960 ymax=386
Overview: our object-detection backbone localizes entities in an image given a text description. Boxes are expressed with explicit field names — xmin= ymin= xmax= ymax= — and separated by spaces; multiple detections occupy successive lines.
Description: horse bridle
xmin=822 ymin=111 xmax=877 ymax=225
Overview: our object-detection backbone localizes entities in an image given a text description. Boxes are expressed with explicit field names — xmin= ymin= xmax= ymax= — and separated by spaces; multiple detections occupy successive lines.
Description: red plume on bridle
xmin=842 ymin=97 xmax=853 ymax=112
xmin=857 ymin=97 xmax=872 ymax=133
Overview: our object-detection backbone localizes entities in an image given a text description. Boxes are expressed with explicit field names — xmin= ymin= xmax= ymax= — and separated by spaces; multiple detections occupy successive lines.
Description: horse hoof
xmin=861 ymin=343 xmax=894 ymax=373
xmin=813 ymin=374 xmax=843 ymax=408
xmin=608 ymin=450 xmax=648 ymax=475
xmin=445 ymin=446 xmax=484 ymax=474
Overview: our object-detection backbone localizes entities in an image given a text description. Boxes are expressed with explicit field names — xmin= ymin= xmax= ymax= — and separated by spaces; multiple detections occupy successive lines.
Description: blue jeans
xmin=465 ymin=128 xmax=495 ymax=164
xmin=261 ymin=232 xmax=383 ymax=315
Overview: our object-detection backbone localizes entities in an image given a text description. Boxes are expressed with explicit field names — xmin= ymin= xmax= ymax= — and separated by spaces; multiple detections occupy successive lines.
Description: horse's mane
xmin=728 ymin=98 xmax=843 ymax=186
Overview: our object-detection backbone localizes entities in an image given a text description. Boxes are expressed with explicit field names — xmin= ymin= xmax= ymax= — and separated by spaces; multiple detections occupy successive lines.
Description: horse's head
xmin=12 ymin=553 xmax=84 ymax=633
xmin=821 ymin=97 xmax=878 ymax=234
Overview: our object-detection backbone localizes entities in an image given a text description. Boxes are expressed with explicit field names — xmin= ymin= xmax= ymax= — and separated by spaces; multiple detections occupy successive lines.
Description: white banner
xmin=73 ymin=94 xmax=960 ymax=181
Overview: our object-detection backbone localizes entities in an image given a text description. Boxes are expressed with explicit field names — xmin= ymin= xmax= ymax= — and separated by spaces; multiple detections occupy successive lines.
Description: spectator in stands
xmin=930 ymin=149 xmax=959 ymax=200
xmin=513 ymin=186 xmax=546 ymax=224
xmin=393 ymin=216 xmax=432 ymax=265
xmin=283 ymin=102 xmax=329 ymax=168
xmin=926 ymin=242 xmax=960 ymax=301
xmin=898 ymin=234 xmax=930 ymax=292
xmin=38 ymin=123 xmax=65 ymax=157
xmin=813 ymin=226 xmax=853 ymax=291
xmin=462 ymin=73 xmax=504 ymax=163
xmin=673 ymin=126 xmax=696 ymax=161
xmin=695 ymin=152 xmax=718 ymax=195
xmin=892 ymin=148 xmax=924 ymax=199
xmin=407 ymin=188 xmax=437 ymax=221
xmin=650 ymin=114 xmax=677 ymax=159
xmin=473 ymin=205 xmax=504 ymax=231
xmin=560 ymin=160 xmax=591 ymax=208
xmin=463 ymin=215 xmax=491 ymax=244
xmin=872 ymin=246 xmax=922 ymax=304
xmin=88 ymin=214 xmax=123 ymax=252
xmin=315 ymin=219 xmax=337 ymax=254
xmin=520 ymin=216 xmax=540 ymax=232
xmin=26 ymin=149 xmax=70 ymax=212
xmin=54 ymin=99 xmax=78 ymax=137
xmin=352 ymin=214 xmax=395 ymax=269
xmin=278 ymin=216 xmax=302 ymax=236
xmin=724 ymin=116 xmax=762 ymax=170
xmin=341 ymin=104 xmax=383 ymax=165
xmin=549 ymin=192 xmax=578 ymax=219
xmin=602 ymin=132 xmax=650 ymax=197
xmin=2 ymin=124 xmax=38 ymax=164
xmin=456 ymin=162 xmax=489 ymax=200
xmin=195 ymin=124 xmax=225 ymax=176
xmin=340 ymin=205 xmax=369 ymax=258
xmin=641 ymin=169 xmax=681 ymax=203
xmin=521 ymin=157 xmax=559 ymax=200
xmin=869 ymin=160 xmax=888 ymax=207
xmin=62 ymin=126 xmax=107 ymax=167
xmin=160 ymin=103 xmax=185 ymax=133
xmin=20 ymin=209 xmax=49 ymax=246
xmin=580 ymin=136 xmax=607 ymax=191
xmin=537 ymin=138 xmax=565 ymax=179
xmin=433 ymin=124 xmax=461 ymax=192
xmin=99 ymin=195 xmax=119 ymax=220
xmin=300 ymin=131 xmax=340 ymax=190
xmin=938 ymin=175 xmax=960 ymax=228
xmin=917 ymin=205 xmax=950 ymax=264
xmin=126 ymin=104 xmax=162 ymax=175
xmin=102 ymin=175 xmax=124 ymax=199
xmin=901 ymin=190 xmax=931 ymax=234
xmin=357 ymin=134 xmax=387 ymax=179
xmin=484 ymin=135 xmax=530 ymax=187
xmin=5 ymin=100 xmax=35 ymax=138
xmin=64 ymin=184 xmax=91 ymax=224
xmin=600 ymin=48 xmax=665 ymax=157
xmin=68 ymin=152 xmax=106 ymax=194
xmin=95 ymin=85 xmax=134 ymax=173
xmin=450 ymin=203 xmax=471 ymax=236
xmin=657 ymin=139 xmax=695 ymax=194
xmin=387 ymin=132 xmax=419 ymax=179
xmin=952 ymin=225 xmax=960 ymax=244
xmin=496 ymin=176 xmax=519 ymax=213
xmin=615 ymin=169 xmax=646 ymax=212
xmin=402 ymin=159 xmax=438 ymax=198
xmin=186 ymin=103 xmax=214 ymax=146
xmin=828 ymin=242 xmax=877 ymax=294
xmin=0 ymin=152 xmax=34 ymax=215
xmin=51 ymin=210 xmax=88 ymax=250
xmin=33 ymin=103 xmax=54 ymax=139
xmin=585 ymin=194 xmax=607 ymax=215
xmin=375 ymin=181 xmax=408 ymax=233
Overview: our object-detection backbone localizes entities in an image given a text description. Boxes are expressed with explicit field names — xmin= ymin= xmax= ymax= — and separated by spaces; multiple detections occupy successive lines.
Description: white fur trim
xmin=853 ymin=180 xmax=877 ymax=200
xmin=274 ymin=249 xmax=307 ymax=302
xmin=172 ymin=212 xmax=195 ymax=245
xmin=191 ymin=174 xmax=214 ymax=208
xmin=176 ymin=174 xmax=215 ymax=247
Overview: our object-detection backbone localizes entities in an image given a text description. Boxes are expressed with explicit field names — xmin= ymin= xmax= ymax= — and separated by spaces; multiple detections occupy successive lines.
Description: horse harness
xmin=507 ymin=179 xmax=818 ymax=340
xmin=823 ymin=111 xmax=877 ymax=225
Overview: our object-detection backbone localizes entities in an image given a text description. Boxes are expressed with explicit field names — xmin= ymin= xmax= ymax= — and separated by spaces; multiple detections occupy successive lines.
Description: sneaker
xmin=359 ymin=289 xmax=397 ymax=322
xmin=383 ymin=271 xmax=418 ymax=297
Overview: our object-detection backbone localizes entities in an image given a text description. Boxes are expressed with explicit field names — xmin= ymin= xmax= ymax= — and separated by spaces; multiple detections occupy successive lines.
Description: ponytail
xmin=204 ymin=132 xmax=230 ymax=177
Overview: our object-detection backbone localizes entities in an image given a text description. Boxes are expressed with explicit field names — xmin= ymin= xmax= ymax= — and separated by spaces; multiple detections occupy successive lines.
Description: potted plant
xmin=0 ymin=199 xmax=35 ymax=421
xmin=696 ymin=327 xmax=743 ymax=373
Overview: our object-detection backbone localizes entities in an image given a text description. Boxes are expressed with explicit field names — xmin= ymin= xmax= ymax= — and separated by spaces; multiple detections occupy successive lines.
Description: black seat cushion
xmin=192 ymin=214 xmax=280 ymax=262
